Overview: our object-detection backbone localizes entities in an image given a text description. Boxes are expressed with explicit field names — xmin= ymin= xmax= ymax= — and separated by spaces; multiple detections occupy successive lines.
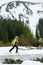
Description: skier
xmin=9 ymin=36 xmax=19 ymax=53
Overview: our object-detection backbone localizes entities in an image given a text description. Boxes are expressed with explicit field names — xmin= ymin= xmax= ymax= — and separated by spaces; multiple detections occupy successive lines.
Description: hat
xmin=15 ymin=36 xmax=19 ymax=39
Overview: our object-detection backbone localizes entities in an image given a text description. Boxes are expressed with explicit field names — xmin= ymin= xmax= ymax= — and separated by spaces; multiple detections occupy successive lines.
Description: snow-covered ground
xmin=0 ymin=46 xmax=43 ymax=65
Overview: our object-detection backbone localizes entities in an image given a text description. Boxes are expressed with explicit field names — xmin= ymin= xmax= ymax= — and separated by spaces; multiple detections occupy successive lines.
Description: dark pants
xmin=9 ymin=45 xmax=18 ymax=53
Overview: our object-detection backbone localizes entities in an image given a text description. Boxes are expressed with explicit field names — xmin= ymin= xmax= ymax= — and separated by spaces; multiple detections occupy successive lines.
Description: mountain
xmin=0 ymin=1 xmax=43 ymax=35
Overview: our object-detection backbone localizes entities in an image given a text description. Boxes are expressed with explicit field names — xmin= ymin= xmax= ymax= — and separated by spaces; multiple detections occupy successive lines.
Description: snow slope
xmin=22 ymin=60 xmax=43 ymax=65
xmin=0 ymin=46 xmax=43 ymax=65
xmin=0 ymin=46 xmax=43 ymax=55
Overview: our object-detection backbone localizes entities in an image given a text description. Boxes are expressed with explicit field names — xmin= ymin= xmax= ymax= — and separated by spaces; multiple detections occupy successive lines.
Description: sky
xmin=0 ymin=0 xmax=43 ymax=6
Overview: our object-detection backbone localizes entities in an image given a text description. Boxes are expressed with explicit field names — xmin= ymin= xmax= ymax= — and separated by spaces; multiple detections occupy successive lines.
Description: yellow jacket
xmin=12 ymin=38 xmax=19 ymax=45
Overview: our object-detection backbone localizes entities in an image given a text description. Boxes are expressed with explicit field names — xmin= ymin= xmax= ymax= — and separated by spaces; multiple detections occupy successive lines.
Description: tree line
xmin=36 ymin=19 xmax=43 ymax=40
xmin=0 ymin=19 xmax=31 ymax=43
xmin=0 ymin=18 xmax=42 ymax=46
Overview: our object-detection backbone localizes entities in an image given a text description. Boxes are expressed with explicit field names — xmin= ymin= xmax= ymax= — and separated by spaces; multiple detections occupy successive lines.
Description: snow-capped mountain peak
xmin=0 ymin=0 xmax=43 ymax=35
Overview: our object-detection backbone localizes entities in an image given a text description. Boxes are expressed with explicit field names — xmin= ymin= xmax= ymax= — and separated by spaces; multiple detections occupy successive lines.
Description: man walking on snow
xmin=9 ymin=36 xmax=19 ymax=53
